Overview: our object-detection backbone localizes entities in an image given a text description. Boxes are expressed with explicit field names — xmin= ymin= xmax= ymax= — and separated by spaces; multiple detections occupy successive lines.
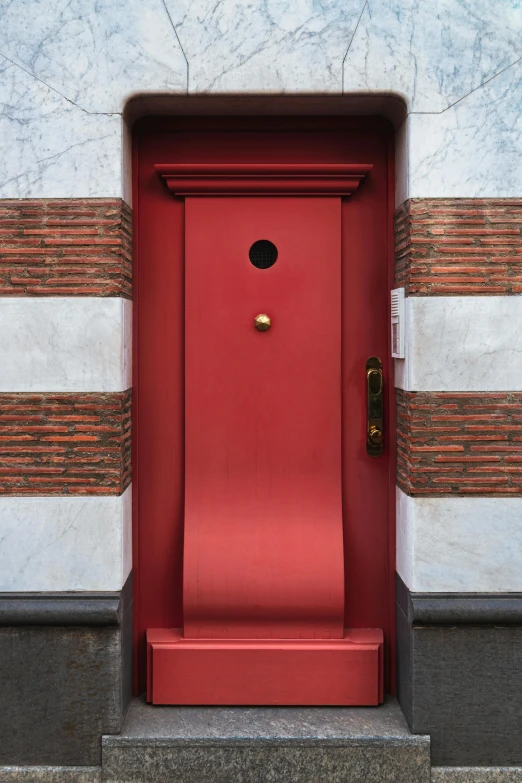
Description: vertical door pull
xmin=366 ymin=357 xmax=384 ymax=456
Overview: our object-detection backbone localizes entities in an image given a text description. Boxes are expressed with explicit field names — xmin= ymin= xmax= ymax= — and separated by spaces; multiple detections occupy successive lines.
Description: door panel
xmin=184 ymin=197 xmax=344 ymax=639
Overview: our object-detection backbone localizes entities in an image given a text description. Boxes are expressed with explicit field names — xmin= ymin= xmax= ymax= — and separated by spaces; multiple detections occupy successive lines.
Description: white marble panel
xmin=0 ymin=0 xmax=187 ymax=113
xmin=1 ymin=0 xmax=520 ymax=202
xmin=122 ymin=118 xmax=133 ymax=209
xmin=343 ymin=0 xmax=522 ymax=113
xmin=395 ymin=296 xmax=522 ymax=392
xmin=166 ymin=0 xmax=364 ymax=93
xmin=0 ymin=485 xmax=132 ymax=592
xmin=394 ymin=116 xmax=409 ymax=209
xmin=408 ymin=59 xmax=522 ymax=199
xmin=396 ymin=487 xmax=522 ymax=593
xmin=0 ymin=55 xmax=124 ymax=199
xmin=122 ymin=296 xmax=133 ymax=391
xmin=0 ymin=298 xmax=132 ymax=392
xmin=396 ymin=486 xmax=414 ymax=593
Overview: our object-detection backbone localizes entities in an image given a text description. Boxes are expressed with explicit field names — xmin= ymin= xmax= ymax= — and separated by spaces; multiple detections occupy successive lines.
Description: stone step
xmin=102 ymin=696 xmax=430 ymax=783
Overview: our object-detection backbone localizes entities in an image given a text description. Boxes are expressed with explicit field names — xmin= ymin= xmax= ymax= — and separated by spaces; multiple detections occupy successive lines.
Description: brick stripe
xmin=395 ymin=198 xmax=522 ymax=295
xmin=0 ymin=391 xmax=131 ymax=495
xmin=0 ymin=199 xmax=132 ymax=297
xmin=397 ymin=390 xmax=522 ymax=496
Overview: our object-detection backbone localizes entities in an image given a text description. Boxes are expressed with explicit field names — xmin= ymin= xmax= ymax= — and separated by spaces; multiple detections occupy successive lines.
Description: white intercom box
xmin=390 ymin=287 xmax=405 ymax=358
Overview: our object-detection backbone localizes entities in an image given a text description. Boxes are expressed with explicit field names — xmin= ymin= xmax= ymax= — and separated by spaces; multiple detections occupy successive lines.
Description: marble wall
xmin=1 ymin=1 xmax=521 ymax=601
xmin=1 ymin=0 xmax=522 ymax=202
xmin=394 ymin=296 xmax=522 ymax=392
xmin=0 ymin=298 xmax=132 ymax=392
xmin=397 ymin=488 xmax=522 ymax=593
xmin=0 ymin=486 xmax=132 ymax=591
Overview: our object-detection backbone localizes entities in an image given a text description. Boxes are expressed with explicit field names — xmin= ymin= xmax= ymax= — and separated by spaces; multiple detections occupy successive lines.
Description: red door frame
xmin=132 ymin=116 xmax=396 ymax=696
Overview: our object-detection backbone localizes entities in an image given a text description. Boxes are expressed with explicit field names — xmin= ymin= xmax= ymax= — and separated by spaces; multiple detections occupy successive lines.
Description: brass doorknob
xmin=369 ymin=425 xmax=384 ymax=446
xmin=254 ymin=314 xmax=271 ymax=332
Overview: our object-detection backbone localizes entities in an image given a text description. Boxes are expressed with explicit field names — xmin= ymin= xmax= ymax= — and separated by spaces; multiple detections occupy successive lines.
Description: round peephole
xmin=249 ymin=239 xmax=278 ymax=269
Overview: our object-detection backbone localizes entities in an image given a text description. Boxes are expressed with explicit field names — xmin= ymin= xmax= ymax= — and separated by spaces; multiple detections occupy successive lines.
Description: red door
xmin=134 ymin=119 xmax=395 ymax=705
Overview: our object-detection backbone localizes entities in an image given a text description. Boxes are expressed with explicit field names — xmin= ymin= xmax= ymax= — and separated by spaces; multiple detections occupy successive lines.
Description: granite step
xmin=102 ymin=696 xmax=430 ymax=783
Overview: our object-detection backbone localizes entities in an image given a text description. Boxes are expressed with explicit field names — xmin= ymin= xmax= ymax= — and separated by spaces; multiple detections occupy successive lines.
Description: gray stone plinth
xmin=432 ymin=768 xmax=522 ymax=782
xmin=102 ymin=696 xmax=430 ymax=783
xmin=0 ymin=575 xmax=132 ymax=767
xmin=397 ymin=576 xmax=522 ymax=766
xmin=0 ymin=767 xmax=100 ymax=782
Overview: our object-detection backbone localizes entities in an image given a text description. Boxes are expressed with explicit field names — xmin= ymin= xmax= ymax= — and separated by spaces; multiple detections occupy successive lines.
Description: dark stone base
xmin=431 ymin=768 xmax=522 ymax=783
xmin=397 ymin=574 xmax=522 ymax=766
xmin=102 ymin=696 xmax=430 ymax=783
xmin=0 ymin=575 xmax=132 ymax=767
xmin=0 ymin=767 xmax=100 ymax=782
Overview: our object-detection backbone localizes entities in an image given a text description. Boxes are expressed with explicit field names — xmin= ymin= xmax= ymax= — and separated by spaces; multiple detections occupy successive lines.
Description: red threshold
xmin=147 ymin=629 xmax=384 ymax=706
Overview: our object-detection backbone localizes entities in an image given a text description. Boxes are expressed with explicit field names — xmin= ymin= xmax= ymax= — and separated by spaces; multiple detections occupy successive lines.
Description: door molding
xmin=155 ymin=163 xmax=373 ymax=196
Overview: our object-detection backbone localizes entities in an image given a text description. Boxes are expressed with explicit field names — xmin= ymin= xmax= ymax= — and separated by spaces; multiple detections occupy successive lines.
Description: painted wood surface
xmin=133 ymin=117 xmax=394 ymax=694
xmin=155 ymin=162 xmax=372 ymax=195
xmin=184 ymin=196 xmax=344 ymax=639
xmin=147 ymin=628 xmax=383 ymax=705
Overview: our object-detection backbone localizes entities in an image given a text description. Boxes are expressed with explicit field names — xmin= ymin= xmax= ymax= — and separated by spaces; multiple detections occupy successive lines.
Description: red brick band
xmin=0 ymin=391 xmax=131 ymax=495
xmin=395 ymin=199 xmax=522 ymax=295
xmin=397 ymin=390 xmax=522 ymax=496
xmin=0 ymin=199 xmax=131 ymax=297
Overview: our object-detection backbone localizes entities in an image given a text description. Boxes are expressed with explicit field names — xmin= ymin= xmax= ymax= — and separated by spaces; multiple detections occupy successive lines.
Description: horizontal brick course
xmin=395 ymin=199 xmax=522 ymax=295
xmin=0 ymin=200 xmax=132 ymax=297
xmin=397 ymin=390 xmax=522 ymax=496
xmin=0 ymin=391 xmax=131 ymax=495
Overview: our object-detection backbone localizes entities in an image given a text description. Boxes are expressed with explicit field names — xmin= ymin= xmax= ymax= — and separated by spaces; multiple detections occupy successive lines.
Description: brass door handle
xmin=369 ymin=425 xmax=383 ymax=446
xmin=366 ymin=357 xmax=384 ymax=456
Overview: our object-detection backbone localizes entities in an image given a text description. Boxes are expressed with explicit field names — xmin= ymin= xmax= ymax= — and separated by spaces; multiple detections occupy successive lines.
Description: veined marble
xmin=122 ymin=118 xmax=134 ymax=208
xmin=167 ymin=0 xmax=364 ymax=93
xmin=0 ymin=0 xmax=187 ymax=114
xmin=0 ymin=55 xmax=122 ymax=199
xmin=396 ymin=487 xmax=522 ymax=593
xmin=394 ymin=297 xmax=522 ymax=392
xmin=2 ymin=0 xmax=519 ymax=112
xmin=408 ymin=59 xmax=522 ymax=199
xmin=0 ymin=485 xmax=132 ymax=592
xmin=343 ymin=0 xmax=522 ymax=113
xmin=1 ymin=1 xmax=521 ymax=201
xmin=395 ymin=117 xmax=408 ymax=208
xmin=0 ymin=298 xmax=132 ymax=392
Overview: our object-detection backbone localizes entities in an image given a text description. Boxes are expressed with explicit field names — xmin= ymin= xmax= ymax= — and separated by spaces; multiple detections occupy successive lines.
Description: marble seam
xmin=0 ymin=51 xmax=119 ymax=117
xmin=2 ymin=44 xmax=520 ymax=117
xmin=0 ymin=0 xmax=521 ymax=116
